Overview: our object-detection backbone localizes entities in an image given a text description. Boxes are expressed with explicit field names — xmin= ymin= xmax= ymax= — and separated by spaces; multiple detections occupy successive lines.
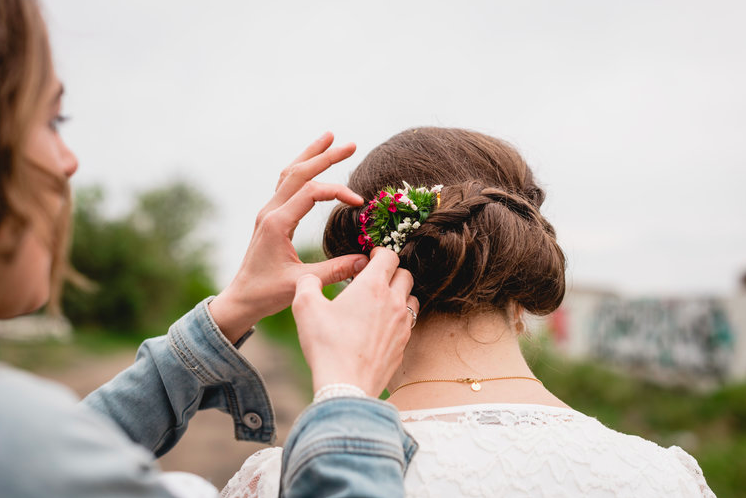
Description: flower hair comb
xmin=358 ymin=181 xmax=442 ymax=252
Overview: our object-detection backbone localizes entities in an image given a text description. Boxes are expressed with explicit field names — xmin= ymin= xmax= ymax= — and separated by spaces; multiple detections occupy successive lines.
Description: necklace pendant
xmin=470 ymin=381 xmax=481 ymax=392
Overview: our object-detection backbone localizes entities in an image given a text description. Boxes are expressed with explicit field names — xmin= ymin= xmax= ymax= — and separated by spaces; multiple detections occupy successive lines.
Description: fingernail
xmin=354 ymin=258 xmax=368 ymax=273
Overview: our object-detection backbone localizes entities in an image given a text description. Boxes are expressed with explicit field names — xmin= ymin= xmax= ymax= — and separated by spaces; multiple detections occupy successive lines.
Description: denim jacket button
xmin=243 ymin=412 xmax=263 ymax=429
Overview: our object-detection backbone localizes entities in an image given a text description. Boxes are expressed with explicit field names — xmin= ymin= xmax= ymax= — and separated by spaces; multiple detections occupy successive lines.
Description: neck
xmin=386 ymin=311 xmax=568 ymax=411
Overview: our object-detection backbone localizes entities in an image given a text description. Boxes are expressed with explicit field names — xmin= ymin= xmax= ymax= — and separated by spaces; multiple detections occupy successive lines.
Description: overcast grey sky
xmin=42 ymin=0 xmax=746 ymax=296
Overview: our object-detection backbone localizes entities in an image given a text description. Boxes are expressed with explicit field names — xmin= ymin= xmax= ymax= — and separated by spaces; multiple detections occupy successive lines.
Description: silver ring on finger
xmin=406 ymin=306 xmax=417 ymax=329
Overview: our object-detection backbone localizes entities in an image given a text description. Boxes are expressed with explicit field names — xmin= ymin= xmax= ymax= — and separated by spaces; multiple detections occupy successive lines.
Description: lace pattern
xmin=222 ymin=404 xmax=714 ymax=498
xmin=221 ymin=447 xmax=282 ymax=498
xmin=668 ymin=445 xmax=717 ymax=498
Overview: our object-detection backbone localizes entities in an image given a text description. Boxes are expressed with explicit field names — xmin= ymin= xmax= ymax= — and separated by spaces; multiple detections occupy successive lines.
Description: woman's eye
xmin=48 ymin=114 xmax=70 ymax=132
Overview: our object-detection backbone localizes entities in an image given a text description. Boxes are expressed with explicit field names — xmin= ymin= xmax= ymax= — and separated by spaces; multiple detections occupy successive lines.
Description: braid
xmin=418 ymin=182 xmax=555 ymax=240
xmin=324 ymin=127 xmax=566 ymax=318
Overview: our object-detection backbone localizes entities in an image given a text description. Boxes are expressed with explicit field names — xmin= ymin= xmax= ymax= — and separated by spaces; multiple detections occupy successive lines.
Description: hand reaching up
xmin=292 ymin=247 xmax=419 ymax=397
xmin=209 ymin=132 xmax=369 ymax=343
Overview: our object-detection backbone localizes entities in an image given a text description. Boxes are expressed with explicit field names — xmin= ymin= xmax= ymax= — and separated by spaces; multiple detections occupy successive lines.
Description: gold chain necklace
xmin=389 ymin=376 xmax=543 ymax=396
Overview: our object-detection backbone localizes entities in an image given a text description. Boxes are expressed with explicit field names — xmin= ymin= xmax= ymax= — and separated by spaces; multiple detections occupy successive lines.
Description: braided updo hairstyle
xmin=324 ymin=127 xmax=565 ymax=319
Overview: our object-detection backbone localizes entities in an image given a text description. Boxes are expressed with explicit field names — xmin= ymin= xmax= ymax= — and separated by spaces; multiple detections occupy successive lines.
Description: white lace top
xmin=221 ymin=403 xmax=714 ymax=498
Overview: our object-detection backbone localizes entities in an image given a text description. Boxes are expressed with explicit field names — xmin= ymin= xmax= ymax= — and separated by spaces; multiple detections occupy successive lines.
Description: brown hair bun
xmin=323 ymin=127 xmax=565 ymax=318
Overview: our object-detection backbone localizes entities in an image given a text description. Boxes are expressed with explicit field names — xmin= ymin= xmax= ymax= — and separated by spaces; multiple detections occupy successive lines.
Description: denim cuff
xmin=282 ymin=397 xmax=418 ymax=482
xmin=168 ymin=297 xmax=276 ymax=443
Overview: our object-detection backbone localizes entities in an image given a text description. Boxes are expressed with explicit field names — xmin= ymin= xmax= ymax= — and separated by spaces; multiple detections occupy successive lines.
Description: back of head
xmin=324 ymin=127 xmax=566 ymax=318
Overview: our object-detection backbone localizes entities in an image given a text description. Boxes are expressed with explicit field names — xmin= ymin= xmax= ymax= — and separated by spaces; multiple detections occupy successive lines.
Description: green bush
xmin=63 ymin=182 xmax=217 ymax=334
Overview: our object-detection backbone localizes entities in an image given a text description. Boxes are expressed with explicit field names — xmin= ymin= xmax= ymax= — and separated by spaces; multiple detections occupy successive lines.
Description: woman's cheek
xmin=0 ymin=230 xmax=52 ymax=317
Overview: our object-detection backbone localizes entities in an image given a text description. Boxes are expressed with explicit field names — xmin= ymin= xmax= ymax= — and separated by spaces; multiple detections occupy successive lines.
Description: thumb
xmin=305 ymin=254 xmax=369 ymax=287
xmin=292 ymin=273 xmax=325 ymax=313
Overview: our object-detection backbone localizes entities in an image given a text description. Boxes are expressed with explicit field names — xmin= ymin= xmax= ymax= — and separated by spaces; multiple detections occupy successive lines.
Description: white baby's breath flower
xmin=404 ymin=217 xmax=412 ymax=223
xmin=411 ymin=204 xmax=417 ymax=210
xmin=394 ymin=245 xmax=401 ymax=253
xmin=397 ymin=181 xmax=413 ymax=196
xmin=412 ymin=221 xmax=421 ymax=229
xmin=431 ymin=184 xmax=443 ymax=193
xmin=382 ymin=235 xmax=391 ymax=244
xmin=386 ymin=244 xmax=393 ymax=250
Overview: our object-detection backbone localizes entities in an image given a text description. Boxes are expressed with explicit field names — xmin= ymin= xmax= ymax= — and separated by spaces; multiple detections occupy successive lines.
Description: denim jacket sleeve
xmin=0 ymin=365 xmax=180 ymax=498
xmin=279 ymin=397 xmax=418 ymax=498
xmin=82 ymin=297 xmax=276 ymax=457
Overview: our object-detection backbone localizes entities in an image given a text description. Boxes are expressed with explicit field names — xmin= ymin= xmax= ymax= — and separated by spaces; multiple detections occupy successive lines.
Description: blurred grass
xmin=0 ymin=327 xmax=148 ymax=373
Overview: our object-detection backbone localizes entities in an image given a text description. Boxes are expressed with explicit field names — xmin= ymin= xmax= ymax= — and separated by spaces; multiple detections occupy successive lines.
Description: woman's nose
xmin=60 ymin=139 xmax=78 ymax=178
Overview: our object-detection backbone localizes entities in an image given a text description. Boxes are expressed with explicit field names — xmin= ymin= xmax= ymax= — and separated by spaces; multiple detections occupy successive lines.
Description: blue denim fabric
xmin=0 ymin=298 xmax=417 ymax=497
xmin=281 ymin=397 xmax=419 ymax=498
xmin=0 ymin=365 xmax=176 ymax=498
xmin=83 ymin=297 xmax=276 ymax=455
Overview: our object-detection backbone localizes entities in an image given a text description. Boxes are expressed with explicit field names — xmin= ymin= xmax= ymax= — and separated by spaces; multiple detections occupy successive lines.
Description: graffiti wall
xmin=586 ymin=298 xmax=735 ymax=380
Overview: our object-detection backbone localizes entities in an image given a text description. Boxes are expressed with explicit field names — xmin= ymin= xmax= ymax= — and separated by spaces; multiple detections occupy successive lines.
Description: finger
xmin=304 ymin=254 xmax=369 ymax=287
xmin=389 ymin=267 xmax=415 ymax=296
xmin=272 ymin=143 xmax=357 ymax=207
xmin=275 ymin=131 xmax=334 ymax=191
xmin=272 ymin=182 xmax=363 ymax=234
xmin=292 ymin=273 xmax=326 ymax=312
xmin=291 ymin=131 xmax=334 ymax=165
xmin=275 ymin=132 xmax=335 ymax=191
xmin=353 ymin=247 xmax=400 ymax=285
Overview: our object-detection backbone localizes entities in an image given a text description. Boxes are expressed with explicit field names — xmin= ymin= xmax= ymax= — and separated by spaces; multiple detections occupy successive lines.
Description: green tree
xmin=63 ymin=181 xmax=217 ymax=334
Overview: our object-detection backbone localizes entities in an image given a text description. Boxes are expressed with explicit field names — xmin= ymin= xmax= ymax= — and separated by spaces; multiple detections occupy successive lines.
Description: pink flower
xmin=358 ymin=234 xmax=373 ymax=250
xmin=388 ymin=201 xmax=397 ymax=213
xmin=394 ymin=193 xmax=403 ymax=202
xmin=378 ymin=191 xmax=389 ymax=200
xmin=359 ymin=204 xmax=374 ymax=224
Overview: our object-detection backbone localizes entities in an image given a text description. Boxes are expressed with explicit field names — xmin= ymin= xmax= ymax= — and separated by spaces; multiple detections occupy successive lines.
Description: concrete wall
xmin=541 ymin=286 xmax=745 ymax=385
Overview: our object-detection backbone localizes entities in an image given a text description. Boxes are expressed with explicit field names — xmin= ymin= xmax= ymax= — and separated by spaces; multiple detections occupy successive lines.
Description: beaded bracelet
xmin=313 ymin=383 xmax=367 ymax=404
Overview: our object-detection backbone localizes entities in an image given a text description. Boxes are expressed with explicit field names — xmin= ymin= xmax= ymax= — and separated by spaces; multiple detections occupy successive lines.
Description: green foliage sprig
xmin=358 ymin=182 xmax=442 ymax=253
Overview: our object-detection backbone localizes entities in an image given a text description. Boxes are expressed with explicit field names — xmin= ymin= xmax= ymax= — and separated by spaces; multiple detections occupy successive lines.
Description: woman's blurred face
xmin=25 ymin=77 xmax=78 ymax=180
xmin=0 ymin=71 xmax=78 ymax=318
